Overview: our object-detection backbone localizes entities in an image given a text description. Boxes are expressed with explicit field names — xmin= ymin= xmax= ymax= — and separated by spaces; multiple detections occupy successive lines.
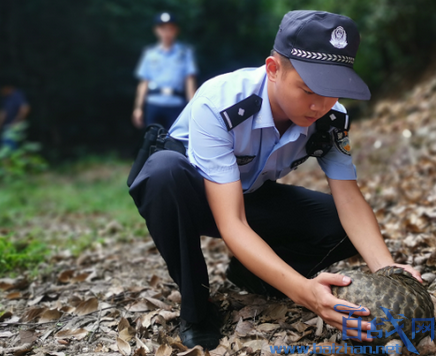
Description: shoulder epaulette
xmin=316 ymin=109 xmax=350 ymax=132
xmin=219 ymin=94 xmax=262 ymax=131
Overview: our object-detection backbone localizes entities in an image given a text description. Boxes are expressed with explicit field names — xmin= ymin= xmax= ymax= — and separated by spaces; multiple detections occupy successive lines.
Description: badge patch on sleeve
xmin=333 ymin=129 xmax=351 ymax=155
xmin=236 ymin=155 xmax=255 ymax=166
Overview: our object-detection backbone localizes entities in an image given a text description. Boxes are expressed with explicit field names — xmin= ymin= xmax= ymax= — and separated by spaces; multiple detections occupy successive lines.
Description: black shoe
xmin=179 ymin=304 xmax=222 ymax=350
xmin=226 ymin=257 xmax=286 ymax=298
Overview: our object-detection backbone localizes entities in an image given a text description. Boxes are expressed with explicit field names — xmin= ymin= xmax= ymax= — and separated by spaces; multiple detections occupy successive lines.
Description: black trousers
xmin=129 ymin=150 xmax=358 ymax=323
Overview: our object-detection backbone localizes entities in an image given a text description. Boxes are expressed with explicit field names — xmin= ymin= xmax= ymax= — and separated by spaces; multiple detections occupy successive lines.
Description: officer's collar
xmin=157 ymin=41 xmax=179 ymax=53
xmin=281 ymin=123 xmax=309 ymax=142
xmin=252 ymin=72 xmax=309 ymax=138
xmin=252 ymin=73 xmax=275 ymax=130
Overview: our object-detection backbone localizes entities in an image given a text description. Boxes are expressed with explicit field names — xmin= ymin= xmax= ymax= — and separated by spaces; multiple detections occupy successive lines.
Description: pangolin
xmin=331 ymin=266 xmax=434 ymax=352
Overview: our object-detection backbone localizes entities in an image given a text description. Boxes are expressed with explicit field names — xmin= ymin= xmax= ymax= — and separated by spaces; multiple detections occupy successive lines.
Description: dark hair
xmin=270 ymin=50 xmax=294 ymax=73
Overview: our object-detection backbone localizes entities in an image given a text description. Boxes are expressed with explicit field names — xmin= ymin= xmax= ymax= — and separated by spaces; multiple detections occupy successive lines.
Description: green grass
xmin=0 ymin=234 xmax=50 ymax=273
xmin=0 ymin=155 xmax=147 ymax=276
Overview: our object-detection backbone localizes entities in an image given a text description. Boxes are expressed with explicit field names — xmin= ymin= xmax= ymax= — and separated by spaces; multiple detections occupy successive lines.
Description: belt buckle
xmin=161 ymin=87 xmax=174 ymax=96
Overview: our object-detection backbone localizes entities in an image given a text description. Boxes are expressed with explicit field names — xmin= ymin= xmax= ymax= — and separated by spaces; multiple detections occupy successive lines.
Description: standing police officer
xmin=129 ymin=10 xmax=422 ymax=350
xmin=132 ymin=12 xmax=197 ymax=130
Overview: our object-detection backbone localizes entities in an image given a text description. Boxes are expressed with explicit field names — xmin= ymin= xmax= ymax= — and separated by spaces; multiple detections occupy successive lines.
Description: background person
xmin=0 ymin=78 xmax=30 ymax=150
xmin=132 ymin=12 xmax=197 ymax=131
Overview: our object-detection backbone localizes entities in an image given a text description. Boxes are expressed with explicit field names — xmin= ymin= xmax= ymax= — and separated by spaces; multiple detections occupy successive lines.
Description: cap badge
xmin=160 ymin=12 xmax=171 ymax=23
xmin=330 ymin=26 xmax=348 ymax=49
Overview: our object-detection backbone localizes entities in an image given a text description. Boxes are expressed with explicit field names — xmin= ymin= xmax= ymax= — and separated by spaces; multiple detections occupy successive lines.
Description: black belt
xmin=127 ymin=124 xmax=186 ymax=187
xmin=148 ymin=88 xmax=185 ymax=99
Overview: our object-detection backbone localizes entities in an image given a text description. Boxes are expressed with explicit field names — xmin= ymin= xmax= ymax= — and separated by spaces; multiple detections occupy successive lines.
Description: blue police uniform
xmin=170 ymin=65 xmax=356 ymax=193
xmin=129 ymin=65 xmax=358 ymax=325
xmin=135 ymin=42 xmax=197 ymax=129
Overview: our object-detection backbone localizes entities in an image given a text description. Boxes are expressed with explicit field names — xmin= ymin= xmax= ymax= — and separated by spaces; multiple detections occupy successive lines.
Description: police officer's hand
xmin=132 ymin=108 xmax=144 ymax=128
xmin=388 ymin=263 xmax=423 ymax=283
xmin=300 ymin=272 xmax=374 ymax=342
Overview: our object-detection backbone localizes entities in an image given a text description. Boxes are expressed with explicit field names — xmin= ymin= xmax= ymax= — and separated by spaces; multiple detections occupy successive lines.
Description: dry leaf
xmin=13 ymin=345 xmax=33 ymax=356
xmin=261 ymin=303 xmax=288 ymax=321
xmin=171 ymin=342 xmax=188 ymax=352
xmin=136 ymin=312 xmax=158 ymax=328
xmin=242 ymin=339 xmax=265 ymax=352
xmin=75 ymin=297 xmax=99 ymax=315
xmin=55 ymin=328 xmax=88 ymax=341
xmin=315 ymin=316 xmax=324 ymax=337
xmin=144 ymin=296 xmax=171 ymax=311
xmin=117 ymin=336 xmax=132 ymax=356
xmin=167 ymin=290 xmax=182 ymax=303
xmin=58 ymin=270 xmax=75 ymax=283
xmin=127 ymin=300 xmax=151 ymax=312
xmin=119 ymin=327 xmax=136 ymax=342
xmin=427 ymin=250 xmax=436 ymax=267
xmin=20 ymin=307 xmax=46 ymax=323
xmin=158 ymin=309 xmax=179 ymax=321
xmin=290 ymin=320 xmax=310 ymax=333
xmin=135 ymin=337 xmax=150 ymax=352
xmin=39 ymin=309 xmax=63 ymax=323
xmin=0 ymin=280 xmax=14 ymax=291
xmin=233 ymin=304 xmax=266 ymax=322
xmin=6 ymin=291 xmax=22 ymax=300
xmin=27 ymin=295 xmax=45 ymax=306
xmin=133 ymin=347 xmax=148 ymax=356
xmin=69 ymin=295 xmax=83 ymax=307
xmin=149 ymin=275 xmax=160 ymax=288
xmin=209 ymin=345 xmax=228 ymax=355
xmin=235 ymin=317 xmax=254 ymax=337
xmin=287 ymin=330 xmax=306 ymax=342
xmin=94 ymin=344 xmax=107 ymax=352
xmin=19 ymin=329 xmax=38 ymax=344
xmin=256 ymin=323 xmax=280 ymax=332
xmin=60 ymin=305 xmax=75 ymax=313
xmin=135 ymin=323 xmax=149 ymax=340
xmin=153 ymin=314 xmax=167 ymax=326
xmin=118 ymin=317 xmax=131 ymax=332
xmin=71 ymin=272 xmax=92 ymax=283
xmin=0 ymin=331 xmax=14 ymax=338
xmin=177 ymin=345 xmax=203 ymax=356
xmin=10 ymin=279 xmax=28 ymax=290
xmin=156 ymin=344 xmax=173 ymax=356
xmin=303 ymin=316 xmax=318 ymax=326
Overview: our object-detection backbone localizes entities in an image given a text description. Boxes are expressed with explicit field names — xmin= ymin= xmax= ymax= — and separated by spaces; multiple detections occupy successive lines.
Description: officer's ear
xmin=266 ymin=56 xmax=280 ymax=83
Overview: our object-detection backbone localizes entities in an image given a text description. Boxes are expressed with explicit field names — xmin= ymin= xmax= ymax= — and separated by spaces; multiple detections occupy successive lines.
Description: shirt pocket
xmin=236 ymin=155 xmax=257 ymax=174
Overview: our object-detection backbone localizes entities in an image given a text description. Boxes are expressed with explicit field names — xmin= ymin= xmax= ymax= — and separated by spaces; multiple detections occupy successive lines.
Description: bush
xmin=0 ymin=122 xmax=48 ymax=182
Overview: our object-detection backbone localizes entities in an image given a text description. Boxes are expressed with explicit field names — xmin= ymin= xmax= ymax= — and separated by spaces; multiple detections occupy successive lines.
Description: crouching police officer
xmin=129 ymin=10 xmax=422 ymax=350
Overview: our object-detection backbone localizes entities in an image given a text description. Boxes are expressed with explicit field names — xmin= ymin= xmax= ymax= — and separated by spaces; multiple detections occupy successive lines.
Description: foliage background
xmin=1 ymin=0 xmax=436 ymax=159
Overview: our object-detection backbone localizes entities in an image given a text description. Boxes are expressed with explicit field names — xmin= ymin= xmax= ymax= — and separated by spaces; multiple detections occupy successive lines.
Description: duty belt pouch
xmin=127 ymin=124 xmax=186 ymax=187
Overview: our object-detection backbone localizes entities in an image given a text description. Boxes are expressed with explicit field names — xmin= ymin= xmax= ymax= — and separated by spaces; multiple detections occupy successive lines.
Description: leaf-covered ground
xmin=1 ymin=73 xmax=436 ymax=356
